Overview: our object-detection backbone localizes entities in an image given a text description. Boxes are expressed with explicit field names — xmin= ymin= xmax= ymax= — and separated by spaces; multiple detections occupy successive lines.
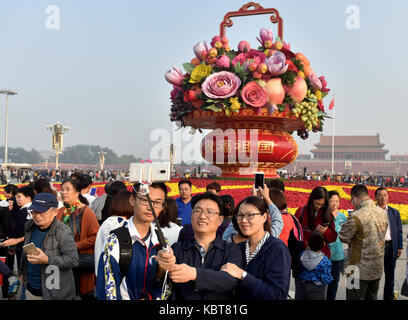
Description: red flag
xmin=329 ymin=97 xmax=335 ymax=110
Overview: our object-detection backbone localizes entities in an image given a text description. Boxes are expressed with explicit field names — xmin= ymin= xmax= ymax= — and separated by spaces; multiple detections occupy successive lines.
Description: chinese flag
xmin=329 ymin=97 xmax=335 ymax=110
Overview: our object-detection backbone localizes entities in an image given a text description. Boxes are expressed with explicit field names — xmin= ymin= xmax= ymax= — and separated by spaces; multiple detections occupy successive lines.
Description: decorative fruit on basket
xmin=164 ymin=2 xmax=331 ymax=177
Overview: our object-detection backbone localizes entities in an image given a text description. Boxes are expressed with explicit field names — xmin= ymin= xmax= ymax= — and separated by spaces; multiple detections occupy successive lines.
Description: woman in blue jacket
xmin=221 ymin=196 xmax=291 ymax=300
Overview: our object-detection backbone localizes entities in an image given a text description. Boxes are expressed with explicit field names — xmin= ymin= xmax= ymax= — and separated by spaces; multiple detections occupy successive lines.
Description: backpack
xmin=110 ymin=226 xmax=164 ymax=281
xmin=284 ymin=210 xmax=305 ymax=277
xmin=110 ymin=226 xmax=132 ymax=280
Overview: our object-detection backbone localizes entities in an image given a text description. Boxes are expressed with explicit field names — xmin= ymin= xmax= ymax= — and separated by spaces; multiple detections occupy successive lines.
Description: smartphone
xmin=254 ymin=171 xmax=265 ymax=189
xmin=23 ymin=242 xmax=38 ymax=255
xmin=90 ymin=187 xmax=97 ymax=196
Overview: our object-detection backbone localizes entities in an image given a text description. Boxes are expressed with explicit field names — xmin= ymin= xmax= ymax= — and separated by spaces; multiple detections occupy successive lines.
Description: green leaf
xmin=321 ymin=91 xmax=329 ymax=99
xmin=234 ymin=62 xmax=243 ymax=74
xmin=317 ymin=111 xmax=332 ymax=119
xmin=225 ymin=108 xmax=231 ymax=116
xmin=182 ymin=63 xmax=195 ymax=74
xmin=292 ymin=58 xmax=304 ymax=72
xmin=277 ymin=104 xmax=286 ymax=112
xmin=206 ymin=99 xmax=215 ymax=103
xmin=275 ymin=36 xmax=282 ymax=43
xmin=225 ymin=51 xmax=236 ymax=61
xmin=204 ymin=104 xmax=223 ymax=112
xmin=307 ymin=97 xmax=318 ymax=103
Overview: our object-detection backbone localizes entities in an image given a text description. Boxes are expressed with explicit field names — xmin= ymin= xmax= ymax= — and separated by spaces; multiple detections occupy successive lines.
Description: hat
xmin=28 ymin=193 xmax=58 ymax=213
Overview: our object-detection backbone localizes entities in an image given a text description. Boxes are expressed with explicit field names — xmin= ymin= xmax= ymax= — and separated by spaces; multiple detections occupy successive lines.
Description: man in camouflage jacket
xmin=339 ymin=184 xmax=388 ymax=300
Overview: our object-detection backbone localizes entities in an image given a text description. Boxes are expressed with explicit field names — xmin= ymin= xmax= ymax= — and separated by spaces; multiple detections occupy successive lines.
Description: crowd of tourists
xmin=0 ymin=173 xmax=406 ymax=301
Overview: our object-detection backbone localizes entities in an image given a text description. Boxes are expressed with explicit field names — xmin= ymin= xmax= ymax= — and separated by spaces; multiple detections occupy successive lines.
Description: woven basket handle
xmin=219 ymin=2 xmax=284 ymax=40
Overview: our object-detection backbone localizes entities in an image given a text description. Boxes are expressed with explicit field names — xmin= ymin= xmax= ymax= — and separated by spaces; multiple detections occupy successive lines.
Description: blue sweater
xmin=28 ymin=225 xmax=49 ymax=292
xmin=238 ymin=235 xmax=291 ymax=300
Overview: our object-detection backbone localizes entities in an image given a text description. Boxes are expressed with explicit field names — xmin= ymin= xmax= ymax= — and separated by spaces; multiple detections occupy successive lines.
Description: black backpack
xmin=110 ymin=226 xmax=164 ymax=281
xmin=110 ymin=226 xmax=132 ymax=280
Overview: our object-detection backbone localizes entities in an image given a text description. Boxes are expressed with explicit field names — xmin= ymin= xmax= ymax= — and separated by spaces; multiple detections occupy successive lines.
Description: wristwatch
xmin=240 ymin=271 xmax=247 ymax=280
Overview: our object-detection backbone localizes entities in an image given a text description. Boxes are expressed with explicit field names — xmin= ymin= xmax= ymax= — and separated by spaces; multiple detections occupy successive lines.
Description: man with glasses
xmin=96 ymin=183 xmax=167 ymax=300
xmin=156 ymin=192 xmax=242 ymax=300
xmin=19 ymin=193 xmax=79 ymax=300
xmin=339 ymin=184 xmax=388 ymax=300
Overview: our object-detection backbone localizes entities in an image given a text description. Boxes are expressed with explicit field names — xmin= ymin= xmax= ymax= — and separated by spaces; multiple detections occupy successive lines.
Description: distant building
xmin=310 ymin=133 xmax=388 ymax=160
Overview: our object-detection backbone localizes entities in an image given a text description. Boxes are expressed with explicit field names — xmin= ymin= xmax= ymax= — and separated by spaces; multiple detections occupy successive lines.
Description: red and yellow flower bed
xmin=2 ymin=179 xmax=407 ymax=223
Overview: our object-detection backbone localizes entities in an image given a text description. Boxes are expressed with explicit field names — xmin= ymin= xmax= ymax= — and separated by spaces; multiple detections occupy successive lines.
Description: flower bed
xmin=2 ymin=179 xmax=407 ymax=223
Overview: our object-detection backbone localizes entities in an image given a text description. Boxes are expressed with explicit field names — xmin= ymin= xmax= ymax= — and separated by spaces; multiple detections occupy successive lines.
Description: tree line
xmin=0 ymin=145 xmax=141 ymax=165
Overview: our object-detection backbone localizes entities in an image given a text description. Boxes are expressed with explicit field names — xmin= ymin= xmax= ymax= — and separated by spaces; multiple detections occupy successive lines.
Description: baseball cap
xmin=28 ymin=193 xmax=58 ymax=213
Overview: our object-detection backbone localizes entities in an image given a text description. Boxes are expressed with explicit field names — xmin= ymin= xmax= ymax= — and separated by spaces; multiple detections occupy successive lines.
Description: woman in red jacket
xmin=294 ymin=186 xmax=337 ymax=258
xmin=293 ymin=186 xmax=337 ymax=299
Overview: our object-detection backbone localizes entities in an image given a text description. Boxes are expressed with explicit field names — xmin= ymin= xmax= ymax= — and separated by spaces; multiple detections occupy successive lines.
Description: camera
xmin=129 ymin=162 xmax=171 ymax=183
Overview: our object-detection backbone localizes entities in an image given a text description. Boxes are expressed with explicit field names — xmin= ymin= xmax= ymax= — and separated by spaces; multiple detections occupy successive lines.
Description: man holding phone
xmin=20 ymin=193 xmax=79 ymax=300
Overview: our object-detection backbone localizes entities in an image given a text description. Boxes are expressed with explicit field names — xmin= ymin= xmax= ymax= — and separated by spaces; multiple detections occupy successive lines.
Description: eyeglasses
xmin=136 ymin=196 xmax=164 ymax=208
xmin=235 ymin=212 xmax=263 ymax=221
xmin=192 ymin=207 xmax=220 ymax=218
xmin=313 ymin=201 xmax=325 ymax=208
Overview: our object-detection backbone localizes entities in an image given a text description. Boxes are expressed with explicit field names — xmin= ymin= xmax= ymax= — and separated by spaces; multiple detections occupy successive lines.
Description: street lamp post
xmin=46 ymin=121 xmax=69 ymax=170
xmin=0 ymin=89 xmax=17 ymax=166
xmin=97 ymin=150 xmax=106 ymax=171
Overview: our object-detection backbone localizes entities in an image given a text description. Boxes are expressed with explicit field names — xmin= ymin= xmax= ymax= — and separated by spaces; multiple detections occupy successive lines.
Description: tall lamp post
xmin=0 ymin=89 xmax=17 ymax=166
xmin=46 ymin=121 xmax=69 ymax=170
xmin=97 ymin=150 xmax=106 ymax=171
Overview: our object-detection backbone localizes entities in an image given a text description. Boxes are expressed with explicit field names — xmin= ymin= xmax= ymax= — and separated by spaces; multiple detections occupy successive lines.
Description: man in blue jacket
xmin=375 ymin=187 xmax=403 ymax=300
xmin=156 ymin=192 xmax=242 ymax=300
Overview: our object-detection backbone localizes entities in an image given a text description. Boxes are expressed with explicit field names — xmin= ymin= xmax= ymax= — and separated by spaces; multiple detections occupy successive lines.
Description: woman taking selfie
xmin=221 ymin=196 xmax=291 ymax=300
xmin=56 ymin=179 xmax=99 ymax=300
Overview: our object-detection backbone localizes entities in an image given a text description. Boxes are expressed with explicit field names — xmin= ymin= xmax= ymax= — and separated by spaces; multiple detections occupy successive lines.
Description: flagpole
xmin=331 ymin=98 xmax=335 ymax=176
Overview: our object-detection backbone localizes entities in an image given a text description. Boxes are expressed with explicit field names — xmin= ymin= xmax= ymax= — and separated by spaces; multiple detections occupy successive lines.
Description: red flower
xmin=241 ymin=81 xmax=268 ymax=108
xmin=319 ymin=76 xmax=330 ymax=93
xmin=286 ymin=60 xmax=299 ymax=73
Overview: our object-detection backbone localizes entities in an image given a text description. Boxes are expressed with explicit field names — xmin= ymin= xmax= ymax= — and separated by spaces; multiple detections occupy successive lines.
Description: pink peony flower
xmin=241 ymin=81 xmax=268 ymax=108
xmin=216 ymin=55 xmax=230 ymax=69
xmin=265 ymin=51 xmax=288 ymax=76
xmin=232 ymin=50 xmax=266 ymax=66
xmin=309 ymin=70 xmax=322 ymax=91
xmin=238 ymin=40 xmax=251 ymax=52
xmin=165 ymin=67 xmax=184 ymax=87
xmin=201 ymin=71 xmax=241 ymax=99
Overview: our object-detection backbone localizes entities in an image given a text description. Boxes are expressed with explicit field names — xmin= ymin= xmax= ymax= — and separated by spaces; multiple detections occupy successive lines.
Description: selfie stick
xmin=139 ymin=160 xmax=169 ymax=251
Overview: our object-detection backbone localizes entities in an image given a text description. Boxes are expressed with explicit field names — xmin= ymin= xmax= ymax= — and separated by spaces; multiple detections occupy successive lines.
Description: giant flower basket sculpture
xmin=165 ymin=2 xmax=331 ymax=178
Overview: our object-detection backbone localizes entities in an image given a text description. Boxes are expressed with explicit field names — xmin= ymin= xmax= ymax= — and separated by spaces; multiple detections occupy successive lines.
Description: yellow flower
xmin=315 ymin=90 xmax=322 ymax=100
xmin=189 ymin=65 xmax=212 ymax=84
xmin=229 ymin=97 xmax=241 ymax=110
xmin=297 ymin=71 xmax=305 ymax=78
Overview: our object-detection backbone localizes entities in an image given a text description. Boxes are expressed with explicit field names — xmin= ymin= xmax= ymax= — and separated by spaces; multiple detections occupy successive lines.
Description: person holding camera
xmin=96 ymin=183 xmax=168 ymax=300
xmin=222 ymin=184 xmax=283 ymax=243
xmin=155 ymin=192 xmax=242 ymax=300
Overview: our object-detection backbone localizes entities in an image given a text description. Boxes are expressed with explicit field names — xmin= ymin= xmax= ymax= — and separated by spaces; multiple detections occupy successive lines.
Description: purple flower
xmin=265 ymin=51 xmax=288 ymax=76
xmin=257 ymin=28 xmax=274 ymax=47
xmin=201 ymin=71 xmax=241 ymax=99
xmin=193 ymin=41 xmax=211 ymax=60
xmin=165 ymin=67 xmax=184 ymax=87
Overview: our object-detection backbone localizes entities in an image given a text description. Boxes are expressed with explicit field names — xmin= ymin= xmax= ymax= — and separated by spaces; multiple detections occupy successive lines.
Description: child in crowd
xmin=296 ymin=230 xmax=333 ymax=300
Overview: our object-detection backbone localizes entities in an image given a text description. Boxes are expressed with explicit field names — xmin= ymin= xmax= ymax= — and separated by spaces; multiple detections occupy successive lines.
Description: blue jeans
xmin=326 ymin=259 xmax=343 ymax=300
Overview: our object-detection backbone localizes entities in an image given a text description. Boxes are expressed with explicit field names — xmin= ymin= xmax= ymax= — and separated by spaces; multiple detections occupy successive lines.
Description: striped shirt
xmin=245 ymin=232 xmax=270 ymax=265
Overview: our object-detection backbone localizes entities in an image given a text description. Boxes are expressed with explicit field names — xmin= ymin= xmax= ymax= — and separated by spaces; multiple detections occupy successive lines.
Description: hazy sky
xmin=0 ymin=0 xmax=407 ymax=163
